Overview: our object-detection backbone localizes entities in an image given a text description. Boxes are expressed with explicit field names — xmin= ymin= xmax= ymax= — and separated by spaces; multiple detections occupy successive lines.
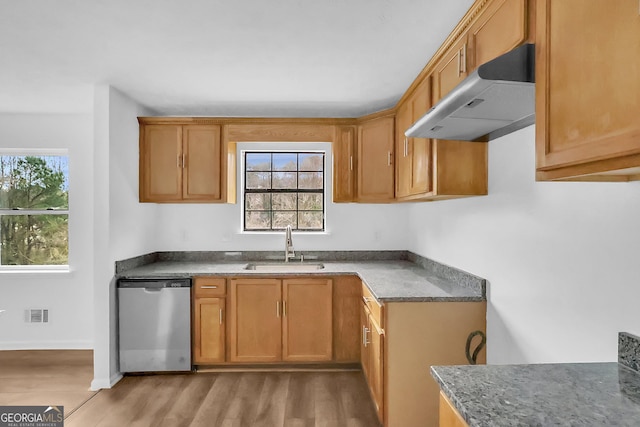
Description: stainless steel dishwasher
xmin=118 ymin=278 xmax=192 ymax=372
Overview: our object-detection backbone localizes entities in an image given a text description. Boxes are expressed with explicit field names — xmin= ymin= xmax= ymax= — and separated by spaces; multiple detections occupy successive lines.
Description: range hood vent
xmin=406 ymin=43 xmax=535 ymax=141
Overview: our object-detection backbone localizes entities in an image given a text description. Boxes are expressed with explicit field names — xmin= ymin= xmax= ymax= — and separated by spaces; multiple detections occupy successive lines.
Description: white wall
xmin=0 ymin=114 xmax=94 ymax=349
xmin=91 ymin=85 xmax=157 ymax=389
xmin=408 ymin=125 xmax=640 ymax=364
xmin=155 ymin=142 xmax=409 ymax=252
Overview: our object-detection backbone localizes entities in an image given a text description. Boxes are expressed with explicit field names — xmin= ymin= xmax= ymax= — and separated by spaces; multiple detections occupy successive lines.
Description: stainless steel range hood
xmin=405 ymin=43 xmax=535 ymax=141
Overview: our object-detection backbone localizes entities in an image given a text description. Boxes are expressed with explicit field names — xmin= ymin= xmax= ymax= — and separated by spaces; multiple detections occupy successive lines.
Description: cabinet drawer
xmin=362 ymin=282 xmax=384 ymax=327
xmin=194 ymin=277 xmax=226 ymax=297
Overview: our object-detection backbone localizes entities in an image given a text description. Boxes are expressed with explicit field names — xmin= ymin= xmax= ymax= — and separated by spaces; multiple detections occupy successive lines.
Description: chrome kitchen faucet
xmin=284 ymin=225 xmax=295 ymax=262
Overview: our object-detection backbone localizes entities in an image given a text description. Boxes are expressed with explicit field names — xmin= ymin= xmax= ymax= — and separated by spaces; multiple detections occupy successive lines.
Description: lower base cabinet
xmin=193 ymin=277 xmax=226 ymax=364
xmin=191 ymin=275 xmax=485 ymax=427
xmin=229 ymin=278 xmax=333 ymax=363
xmin=360 ymin=287 xmax=486 ymax=427
xmin=361 ymin=301 xmax=384 ymax=422
xmin=439 ymin=392 xmax=468 ymax=427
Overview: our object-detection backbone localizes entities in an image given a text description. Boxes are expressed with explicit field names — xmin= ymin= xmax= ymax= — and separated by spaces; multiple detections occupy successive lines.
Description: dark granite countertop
xmin=431 ymin=362 xmax=640 ymax=426
xmin=115 ymin=252 xmax=486 ymax=303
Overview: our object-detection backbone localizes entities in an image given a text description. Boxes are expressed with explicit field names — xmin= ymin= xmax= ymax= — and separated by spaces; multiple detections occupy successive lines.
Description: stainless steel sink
xmin=244 ymin=262 xmax=325 ymax=271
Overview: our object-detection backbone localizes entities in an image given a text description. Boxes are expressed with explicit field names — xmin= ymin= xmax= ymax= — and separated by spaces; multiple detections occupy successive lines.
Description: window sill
xmin=0 ymin=266 xmax=73 ymax=277
xmin=240 ymin=231 xmax=331 ymax=236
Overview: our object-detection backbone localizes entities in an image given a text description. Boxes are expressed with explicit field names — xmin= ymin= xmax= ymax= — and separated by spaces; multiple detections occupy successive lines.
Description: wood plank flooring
xmin=66 ymin=371 xmax=381 ymax=427
xmin=0 ymin=351 xmax=381 ymax=427
xmin=0 ymin=350 xmax=96 ymax=418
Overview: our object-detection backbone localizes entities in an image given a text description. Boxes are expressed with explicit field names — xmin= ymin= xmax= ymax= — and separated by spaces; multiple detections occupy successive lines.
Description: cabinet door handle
xmin=461 ymin=43 xmax=467 ymax=74
xmin=182 ymin=154 xmax=186 ymax=168
xmin=177 ymin=154 xmax=181 ymax=168
xmin=276 ymin=301 xmax=280 ymax=318
xmin=387 ymin=151 xmax=392 ymax=166
xmin=404 ymin=137 xmax=408 ymax=157
xmin=457 ymin=49 xmax=461 ymax=77
xmin=363 ymin=325 xmax=370 ymax=347
xmin=219 ymin=308 xmax=223 ymax=325
xmin=283 ymin=301 xmax=287 ymax=317
xmin=350 ymin=155 xmax=353 ymax=171
xmin=362 ymin=296 xmax=372 ymax=304
xmin=200 ymin=285 xmax=218 ymax=289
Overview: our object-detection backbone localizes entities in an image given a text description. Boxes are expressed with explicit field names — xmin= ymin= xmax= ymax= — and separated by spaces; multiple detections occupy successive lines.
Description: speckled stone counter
xmin=115 ymin=251 xmax=486 ymax=302
xmin=431 ymin=332 xmax=640 ymax=426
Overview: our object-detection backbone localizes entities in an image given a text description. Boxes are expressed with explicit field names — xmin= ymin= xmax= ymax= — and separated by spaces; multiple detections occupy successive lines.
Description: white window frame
xmin=240 ymin=148 xmax=327 ymax=233
xmin=0 ymin=149 xmax=69 ymax=271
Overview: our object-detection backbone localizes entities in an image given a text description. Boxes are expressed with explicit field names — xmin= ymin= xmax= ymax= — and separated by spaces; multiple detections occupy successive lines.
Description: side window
xmin=0 ymin=154 xmax=69 ymax=267
xmin=244 ymin=151 xmax=325 ymax=231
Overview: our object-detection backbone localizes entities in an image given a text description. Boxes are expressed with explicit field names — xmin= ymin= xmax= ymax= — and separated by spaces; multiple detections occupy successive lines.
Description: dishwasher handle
xmin=118 ymin=278 xmax=191 ymax=289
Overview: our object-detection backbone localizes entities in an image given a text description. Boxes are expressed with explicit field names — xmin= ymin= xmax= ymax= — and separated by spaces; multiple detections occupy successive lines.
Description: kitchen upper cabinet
xmin=193 ymin=277 xmax=226 ymax=364
xmin=429 ymin=139 xmax=487 ymax=200
xmin=409 ymin=80 xmax=432 ymax=195
xmin=535 ymin=0 xmax=640 ymax=181
xmin=282 ymin=278 xmax=333 ymax=361
xmin=467 ymin=0 xmax=528 ymax=71
xmin=333 ymin=125 xmax=357 ymax=202
xmin=139 ymin=123 xmax=223 ymax=202
xmin=395 ymin=101 xmax=413 ymax=198
xmin=182 ymin=126 xmax=222 ymax=200
xmin=433 ymin=0 xmax=528 ymax=103
xmin=357 ymin=116 xmax=395 ymax=202
xmin=396 ymin=78 xmax=432 ymax=200
xmin=229 ymin=278 xmax=282 ymax=363
xmin=229 ymin=278 xmax=333 ymax=363
xmin=433 ymin=36 xmax=469 ymax=104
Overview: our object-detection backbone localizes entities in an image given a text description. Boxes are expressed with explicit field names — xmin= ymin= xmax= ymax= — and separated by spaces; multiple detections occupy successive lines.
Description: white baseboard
xmin=0 ymin=341 xmax=93 ymax=350
xmin=91 ymin=372 xmax=123 ymax=391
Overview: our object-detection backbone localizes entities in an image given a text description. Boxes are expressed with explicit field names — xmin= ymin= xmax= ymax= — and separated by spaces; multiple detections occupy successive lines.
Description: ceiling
xmin=0 ymin=0 xmax=475 ymax=117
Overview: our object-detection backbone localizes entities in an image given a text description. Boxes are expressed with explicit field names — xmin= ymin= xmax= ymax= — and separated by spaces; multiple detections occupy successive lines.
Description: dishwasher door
xmin=118 ymin=279 xmax=191 ymax=372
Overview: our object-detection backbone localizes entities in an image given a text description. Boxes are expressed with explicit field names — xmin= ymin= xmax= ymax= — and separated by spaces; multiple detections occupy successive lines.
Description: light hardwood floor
xmin=0 ymin=351 xmax=381 ymax=427
xmin=0 ymin=350 xmax=96 ymax=418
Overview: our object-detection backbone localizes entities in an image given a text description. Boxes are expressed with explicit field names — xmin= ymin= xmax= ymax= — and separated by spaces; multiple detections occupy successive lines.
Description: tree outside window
xmin=0 ymin=155 xmax=69 ymax=266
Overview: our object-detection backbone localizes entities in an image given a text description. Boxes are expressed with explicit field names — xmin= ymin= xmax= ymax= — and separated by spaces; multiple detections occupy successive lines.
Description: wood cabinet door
xmin=357 ymin=117 xmax=395 ymax=202
xmin=140 ymin=125 xmax=182 ymax=202
xmin=229 ymin=279 xmax=282 ymax=362
xmin=361 ymin=303 xmax=370 ymax=379
xmin=282 ymin=278 xmax=333 ymax=361
xmin=409 ymin=79 xmax=432 ymax=195
xmin=368 ymin=314 xmax=384 ymax=423
xmin=440 ymin=392 xmax=469 ymax=427
xmin=193 ymin=297 xmax=225 ymax=364
xmin=467 ymin=0 xmax=527 ymax=71
xmin=433 ymin=36 xmax=468 ymax=103
xmin=395 ymin=101 xmax=412 ymax=198
xmin=536 ymin=0 xmax=640 ymax=179
xmin=332 ymin=126 xmax=356 ymax=202
xmin=182 ymin=125 xmax=222 ymax=201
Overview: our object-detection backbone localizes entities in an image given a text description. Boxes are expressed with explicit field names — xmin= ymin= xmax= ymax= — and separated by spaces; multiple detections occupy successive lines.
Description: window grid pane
xmin=244 ymin=151 xmax=324 ymax=231
xmin=0 ymin=154 xmax=70 ymax=266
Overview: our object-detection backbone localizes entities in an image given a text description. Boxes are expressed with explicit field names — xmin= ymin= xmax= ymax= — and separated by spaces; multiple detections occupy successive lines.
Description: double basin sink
xmin=244 ymin=262 xmax=325 ymax=271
